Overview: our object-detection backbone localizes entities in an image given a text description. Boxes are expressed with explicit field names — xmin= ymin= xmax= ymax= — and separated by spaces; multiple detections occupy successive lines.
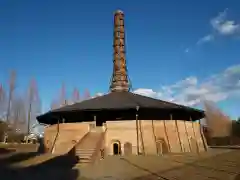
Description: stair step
xmin=79 ymin=158 xmax=92 ymax=163
xmin=77 ymin=153 xmax=92 ymax=157
xmin=79 ymin=157 xmax=91 ymax=160
xmin=76 ymin=153 xmax=94 ymax=156
xmin=75 ymin=148 xmax=96 ymax=157
xmin=76 ymin=149 xmax=96 ymax=152
xmin=79 ymin=156 xmax=92 ymax=159
xmin=77 ymin=143 xmax=99 ymax=147
xmin=76 ymin=148 xmax=96 ymax=151
xmin=73 ymin=131 xmax=104 ymax=165
xmin=76 ymin=151 xmax=95 ymax=154
xmin=76 ymin=155 xmax=94 ymax=158
xmin=76 ymin=152 xmax=93 ymax=154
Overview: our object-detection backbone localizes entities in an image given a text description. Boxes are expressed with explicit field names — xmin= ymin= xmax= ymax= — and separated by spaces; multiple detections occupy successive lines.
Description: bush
xmin=0 ymin=120 xmax=8 ymax=142
xmin=7 ymin=132 xmax=25 ymax=143
xmin=0 ymin=120 xmax=26 ymax=143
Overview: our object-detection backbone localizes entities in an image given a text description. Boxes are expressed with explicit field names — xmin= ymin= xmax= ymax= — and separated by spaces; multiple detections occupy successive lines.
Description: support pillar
xmin=163 ymin=120 xmax=171 ymax=152
xmin=136 ymin=106 xmax=139 ymax=155
xmin=190 ymin=116 xmax=200 ymax=153
xmin=172 ymin=114 xmax=183 ymax=152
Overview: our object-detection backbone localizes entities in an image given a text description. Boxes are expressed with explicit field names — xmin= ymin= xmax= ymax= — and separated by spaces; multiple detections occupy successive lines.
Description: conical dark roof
xmin=37 ymin=91 xmax=205 ymax=124
xmin=52 ymin=91 xmax=201 ymax=111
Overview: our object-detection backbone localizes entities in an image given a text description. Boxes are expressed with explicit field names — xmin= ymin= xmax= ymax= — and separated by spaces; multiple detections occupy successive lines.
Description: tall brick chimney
xmin=110 ymin=10 xmax=131 ymax=92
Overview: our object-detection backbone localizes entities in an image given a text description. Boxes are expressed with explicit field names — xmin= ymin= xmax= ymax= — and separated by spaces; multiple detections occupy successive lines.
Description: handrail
xmin=139 ymin=120 xmax=145 ymax=155
xmin=50 ymin=123 xmax=60 ymax=153
xmin=68 ymin=131 xmax=90 ymax=153
xmin=199 ymin=123 xmax=208 ymax=151
xmin=90 ymin=130 xmax=106 ymax=164
xmin=151 ymin=120 xmax=158 ymax=154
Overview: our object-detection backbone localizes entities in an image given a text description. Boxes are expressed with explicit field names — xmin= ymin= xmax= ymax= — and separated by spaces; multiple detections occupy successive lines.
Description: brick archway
xmin=111 ymin=140 xmax=121 ymax=155
xmin=156 ymin=137 xmax=168 ymax=155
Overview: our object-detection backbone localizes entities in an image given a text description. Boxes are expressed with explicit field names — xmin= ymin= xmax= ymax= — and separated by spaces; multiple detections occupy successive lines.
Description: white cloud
xmin=93 ymin=65 xmax=240 ymax=107
xmin=197 ymin=34 xmax=214 ymax=45
xmin=133 ymin=64 xmax=240 ymax=107
xmin=195 ymin=9 xmax=240 ymax=46
xmin=92 ymin=92 xmax=104 ymax=98
xmin=210 ymin=9 xmax=240 ymax=35
xmin=133 ymin=88 xmax=160 ymax=97
xmin=185 ymin=48 xmax=190 ymax=53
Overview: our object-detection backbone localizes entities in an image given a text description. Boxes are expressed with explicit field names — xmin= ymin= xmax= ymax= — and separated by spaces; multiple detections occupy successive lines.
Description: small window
xmin=116 ymin=32 xmax=120 ymax=37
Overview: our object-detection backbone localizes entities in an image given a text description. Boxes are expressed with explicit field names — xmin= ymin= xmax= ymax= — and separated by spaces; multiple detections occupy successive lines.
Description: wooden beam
xmin=184 ymin=120 xmax=192 ymax=152
xmin=151 ymin=120 xmax=158 ymax=154
xmin=173 ymin=114 xmax=183 ymax=152
xmin=163 ymin=120 xmax=171 ymax=152
xmin=191 ymin=117 xmax=200 ymax=153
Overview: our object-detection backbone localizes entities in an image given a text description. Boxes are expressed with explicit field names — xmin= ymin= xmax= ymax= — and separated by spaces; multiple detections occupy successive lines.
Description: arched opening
xmin=113 ymin=142 xmax=121 ymax=155
xmin=156 ymin=138 xmax=168 ymax=155
xmin=124 ymin=142 xmax=132 ymax=155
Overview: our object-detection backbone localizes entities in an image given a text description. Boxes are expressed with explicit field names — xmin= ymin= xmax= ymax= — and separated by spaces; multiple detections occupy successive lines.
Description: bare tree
xmin=51 ymin=99 xmax=59 ymax=110
xmin=204 ymin=100 xmax=232 ymax=138
xmin=6 ymin=70 xmax=16 ymax=125
xmin=83 ymin=89 xmax=91 ymax=100
xmin=0 ymin=120 xmax=8 ymax=141
xmin=50 ymin=82 xmax=68 ymax=110
xmin=11 ymin=95 xmax=27 ymax=133
xmin=93 ymin=93 xmax=103 ymax=98
xmin=26 ymin=78 xmax=41 ymax=134
xmin=12 ymin=96 xmax=21 ymax=131
xmin=17 ymin=98 xmax=27 ymax=133
xmin=0 ymin=84 xmax=4 ymax=102
xmin=0 ymin=84 xmax=6 ymax=119
xmin=60 ymin=82 xmax=67 ymax=106
xmin=72 ymin=87 xmax=80 ymax=103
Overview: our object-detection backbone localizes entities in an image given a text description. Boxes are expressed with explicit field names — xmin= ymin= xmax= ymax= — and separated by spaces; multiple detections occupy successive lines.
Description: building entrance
xmin=113 ymin=142 xmax=121 ymax=155
xmin=96 ymin=120 xmax=103 ymax=127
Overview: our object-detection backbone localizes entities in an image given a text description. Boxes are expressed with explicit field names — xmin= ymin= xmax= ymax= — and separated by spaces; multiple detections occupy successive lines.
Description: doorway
xmin=156 ymin=138 xmax=169 ymax=155
xmin=96 ymin=120 xmax=103 ymax=127
xmin=113 ymin=142 xmax=121 ymax=155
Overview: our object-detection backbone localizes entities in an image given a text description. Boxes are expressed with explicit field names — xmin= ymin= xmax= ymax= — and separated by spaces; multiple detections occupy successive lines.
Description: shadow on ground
xmin=235 ymin=174 xmax=240 ymax=180
xmin=0 ymin=147 xmax=80 ymax=180
xmin=127 ymin=151 xmax=240 ymax=180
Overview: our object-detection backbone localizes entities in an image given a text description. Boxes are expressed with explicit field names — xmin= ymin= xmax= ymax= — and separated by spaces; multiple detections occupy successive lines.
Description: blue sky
xmin=0 ymin=0 xmax=239 ymax=119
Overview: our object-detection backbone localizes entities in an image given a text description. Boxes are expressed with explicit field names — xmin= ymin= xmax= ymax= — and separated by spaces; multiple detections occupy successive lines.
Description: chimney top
xmin=115 ymin=10 xmax=124 ymax=14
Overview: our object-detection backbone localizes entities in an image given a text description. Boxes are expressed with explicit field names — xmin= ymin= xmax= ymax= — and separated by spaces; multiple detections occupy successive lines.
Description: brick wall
xmin=105 ymin=120 xmax=206 ymax=155
xmin=44 ymin=120 xmax=206 ymax=156
xmin=44 ymin=122 xmax=89 ymax=154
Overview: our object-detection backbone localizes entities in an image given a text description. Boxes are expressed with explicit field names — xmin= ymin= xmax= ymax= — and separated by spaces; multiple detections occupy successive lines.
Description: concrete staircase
xmin=75 ymin=128 xmax=105 ymax=165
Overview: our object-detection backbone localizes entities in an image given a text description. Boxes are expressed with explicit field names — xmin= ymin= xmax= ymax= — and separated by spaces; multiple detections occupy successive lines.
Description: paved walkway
xmin=79 ymin=149 xmax=240 ymax=180
xmin=1 ymin=147 xmax=240 ymax=180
